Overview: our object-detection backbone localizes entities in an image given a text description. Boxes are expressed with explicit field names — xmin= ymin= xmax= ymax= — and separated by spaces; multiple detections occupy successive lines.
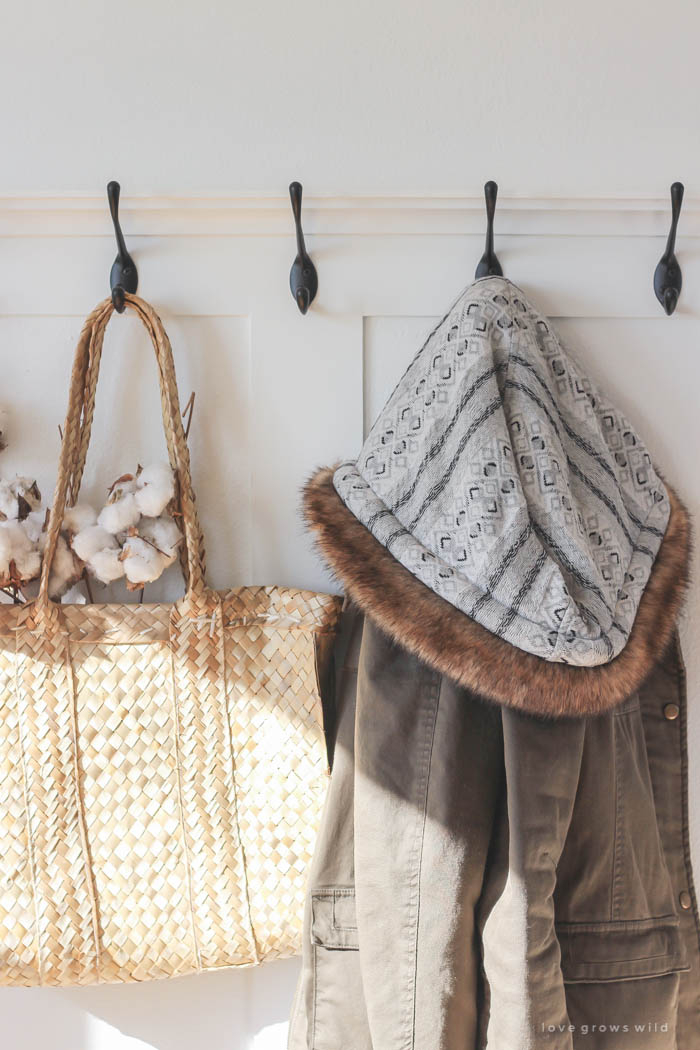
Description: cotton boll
xmin=87 ymin=547 xmax=125 ymax=585
xmin=70 ymin=522 xmax=124 ymax=584
xmin=121 ymin=536 xmax=168 ymax=588
xmin=134 ymin=463 xmax=175 ymax=518
xmin=135 ymin=486 xmax=171 ymax=518
xmin=0 ymin=523 xmax=36 ymax=580
xmin=15 ymin=477 xmax=41 ymax=505
xmin=72 ymin=525 xmax=118 ymax=562
xmin=108 ymin=475 xmax=138 ymax=499
xmin=12 ymin=477 xmax=42 ymax=520
xmin=61 ymin=583 xmax=87 ymax=605
xmin=1 ymin=520 xmax=34 ymax=554
xmin=0 ymin=523 xmax=16 ymax=577
xmin=0 ymin=521 xmax=41 ymax=583
xmin=2 ymin=479 xmax=23 ymax=519
xmin=138 ymin=516 xmax=182 ymax=566
xmin=0 ymin=480 xmax=17 ymax=520
xmin=22 ymin=508 xmax=47 ymax=545
xmin=2 ymin=520 xmax=30 ymax=546
xmin=48 ymin=535 xmax=83 ymax=598
xmin=0 ymin=528 xmax=13 ymax=577
xmin=13 ymin=545 xmax=41 ymax=582
xmin=98 ymin=492 xmax=140 ymax=534
xmin=52 ymin=534 xmax=82 ymax=581
xmin=63 ymin=503 xmax=97 ymax=535
xmin=138 ymin=463 xmax=174 ymax=492
xmin=0 ymin=476 xmax=41 ymax=521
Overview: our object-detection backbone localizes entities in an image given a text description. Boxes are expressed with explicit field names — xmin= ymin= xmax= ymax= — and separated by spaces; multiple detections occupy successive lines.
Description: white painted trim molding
xmin=0 ymin=194 xmax=698 ymax=237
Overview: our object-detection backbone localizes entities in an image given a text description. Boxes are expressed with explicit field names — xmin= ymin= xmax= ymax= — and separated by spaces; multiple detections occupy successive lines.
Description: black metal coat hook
xmin=475 ymin=180 xmax=503 ymax=280
xmin=289 ymin=182 xmax=318 ymax=314
xmin=107 ymin=181 xmax=138 ymax=313
xmin=654 ymin=182 xmax=684 ymax=316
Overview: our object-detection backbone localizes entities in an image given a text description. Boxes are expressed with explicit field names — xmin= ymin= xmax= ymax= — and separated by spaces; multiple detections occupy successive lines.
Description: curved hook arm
xmin=290 ymin=181 xmax=307 ymax=258
xmin=664 ymin=181 xmax=684 ymax=258
xmin=289 ymin=181 xmax=318 ymax=315
xmin=108 ymin=181 xmax=138 ymax=314
xmin=654 ymin=181 xmax=684 ymax=316
xmin=475 ymin=180 xmax=503 ymax=279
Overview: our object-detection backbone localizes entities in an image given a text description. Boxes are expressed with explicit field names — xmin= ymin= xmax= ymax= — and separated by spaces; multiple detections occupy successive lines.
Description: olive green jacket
xmin=288 ymin=470 xmax=699 ymax=1050
xmin=289 ymin=610 xmax=699 ymax=1050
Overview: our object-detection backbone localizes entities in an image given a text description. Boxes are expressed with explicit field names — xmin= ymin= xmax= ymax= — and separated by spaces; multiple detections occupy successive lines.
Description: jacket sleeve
xmin=352 ymin=620 xmax=505 ymax=1050
xmin=477 ymin=706 xmax=586 ymax=1050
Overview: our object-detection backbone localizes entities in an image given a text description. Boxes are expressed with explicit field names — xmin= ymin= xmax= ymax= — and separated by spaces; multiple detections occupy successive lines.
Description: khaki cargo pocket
xmin=557 ymin=915 xmax=689 ymax=983
xmin=557 ymin=918 xmax=688 ymax=1048
xmin=310 ymin=889 xmax=372 ymax=1050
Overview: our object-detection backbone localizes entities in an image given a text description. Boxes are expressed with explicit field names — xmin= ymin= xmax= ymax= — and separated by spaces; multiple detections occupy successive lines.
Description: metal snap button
xmin=680 ymin=890 xmax=692 ymax=910
xmin=663 ymin=703 xmax=680 ymax=721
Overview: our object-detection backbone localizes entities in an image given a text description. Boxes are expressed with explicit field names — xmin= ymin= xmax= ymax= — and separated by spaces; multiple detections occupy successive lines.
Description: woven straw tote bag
xmin=0 ymin=294 xmax=342 ymax=986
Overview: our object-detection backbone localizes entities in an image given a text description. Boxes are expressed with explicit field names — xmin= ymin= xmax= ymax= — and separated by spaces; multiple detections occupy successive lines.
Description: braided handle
xmin=68 ymin=298 xmax=206 ymax=582
xmin=38 ymin=294 xmax=207 ymax=605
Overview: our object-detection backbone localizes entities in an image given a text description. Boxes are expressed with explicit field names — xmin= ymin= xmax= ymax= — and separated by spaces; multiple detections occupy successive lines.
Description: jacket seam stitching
xmin=404 ymin=668 xmax=440 ymax=1050
xmin=556 ymin=914 xmax=680 ymax=932
xmin=611 ymin=716 xmax=624 ymax=920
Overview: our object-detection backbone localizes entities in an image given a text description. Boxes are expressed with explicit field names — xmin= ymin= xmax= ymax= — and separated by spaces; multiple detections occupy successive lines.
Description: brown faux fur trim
xmin=303 ymin=466 xmax=692 ymax=719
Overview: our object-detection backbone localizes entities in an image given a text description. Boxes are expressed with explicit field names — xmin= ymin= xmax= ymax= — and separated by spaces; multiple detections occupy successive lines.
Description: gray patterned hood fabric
xmin=333 ymin=276 xmax=670 ymax=667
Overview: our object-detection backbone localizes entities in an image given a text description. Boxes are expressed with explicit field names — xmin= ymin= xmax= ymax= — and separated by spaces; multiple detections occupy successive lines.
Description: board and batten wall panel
xmin=0 ymin=196 xmax=698 ymax=1050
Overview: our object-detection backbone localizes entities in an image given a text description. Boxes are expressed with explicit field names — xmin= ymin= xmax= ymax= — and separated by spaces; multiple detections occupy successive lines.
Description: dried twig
xmin=82 ymin=569 xmax=94 ymax=604
xmin=107 ymin=473 xmax=136 ymax=497
xmin=182 ymin=392 xmax=196 ymax=440
xmin=1 ymin=584 xmax=25 ymax=606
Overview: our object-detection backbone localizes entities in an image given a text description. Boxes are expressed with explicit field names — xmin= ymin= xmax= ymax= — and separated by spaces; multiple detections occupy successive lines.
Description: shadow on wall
xmin=0 ymin=958 xmax=300 ymax=1050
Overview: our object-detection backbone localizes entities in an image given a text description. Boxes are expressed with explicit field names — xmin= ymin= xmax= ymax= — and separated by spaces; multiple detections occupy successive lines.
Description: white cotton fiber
xmin=0 ymin=528 xmax=12 ymax=576
xmin=134 ymin=463 xmax=175 ymax=518
xmin=1 ymin=520 xmax=34 ymax=555
xmin=71 ymin=525 xmax=118 ymax=563
xmin=63 ymin=503 xmax=97 ymax=535
xmin=52 ymin=534 xmax=80 ymax=580
xmin=88 ymin=547 xmax=125 ymax=584
xmin=138 ymin=516 xmax=182 ymax=565
xmin=103 ymin=475 xmax=138 ymax=505
xmin=48 ymin=535 xmax=82 ymax=598
xmin=0 ymin=481 xmax=15 ymax=520
xmin=98 ymin=492 xmax=140 ymax=534
xmin=14 ymin=545 xmax=41 ymax=582
xmin=122 ymin=536 xmax=167 ymax=586
xmin=0 ymin=521 xmax=41 ymax=582
xmin=22 ymin=509 xmax=46 ymax=545
xmin=0 ymin=477 xmax=41 ymax=521
xmin=14 ymin=477 xmax=41 ymax=515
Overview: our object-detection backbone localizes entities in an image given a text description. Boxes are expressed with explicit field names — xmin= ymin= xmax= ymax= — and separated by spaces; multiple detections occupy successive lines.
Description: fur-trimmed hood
xmin=303 ymin=277 xmax=692 ymax=718
xmin=303 ymin=466 xmax=690 ymax=718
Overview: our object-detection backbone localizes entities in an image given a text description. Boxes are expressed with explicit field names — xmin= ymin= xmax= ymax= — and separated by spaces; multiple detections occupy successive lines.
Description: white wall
xmin=1 ymin=3 xmax=699 ymax=1048
xmin=2 ymin=0 xmax=699 ymax=199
